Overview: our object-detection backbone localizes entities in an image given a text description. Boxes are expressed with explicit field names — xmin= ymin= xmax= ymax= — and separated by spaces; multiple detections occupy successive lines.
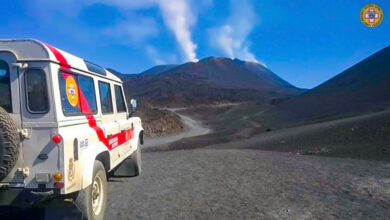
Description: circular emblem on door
xmin=360 ymin=4 xmax=383 ymax=27
xmin=66 ymin=76 xmax=79 ymax=107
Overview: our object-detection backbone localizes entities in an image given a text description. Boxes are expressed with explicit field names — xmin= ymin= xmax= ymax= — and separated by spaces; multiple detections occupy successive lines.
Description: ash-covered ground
xmin=107 ymin=103 xmax=390 ymax=219
xmin=107 ymin=149 xmax=390 ymax=219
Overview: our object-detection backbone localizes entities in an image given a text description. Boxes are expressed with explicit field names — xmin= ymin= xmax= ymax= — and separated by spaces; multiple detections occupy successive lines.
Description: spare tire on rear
xmin=0 ymin=106 xmax=20 ymax=181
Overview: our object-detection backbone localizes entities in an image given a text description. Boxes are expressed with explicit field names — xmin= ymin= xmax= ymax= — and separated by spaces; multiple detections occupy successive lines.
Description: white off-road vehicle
xmin=0 ymin=39 xmax=143 ymax=219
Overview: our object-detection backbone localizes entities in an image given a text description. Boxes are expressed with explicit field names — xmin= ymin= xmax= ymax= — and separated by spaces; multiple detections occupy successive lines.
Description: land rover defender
xmin=0 ymin=39 xmax=143 ymax=219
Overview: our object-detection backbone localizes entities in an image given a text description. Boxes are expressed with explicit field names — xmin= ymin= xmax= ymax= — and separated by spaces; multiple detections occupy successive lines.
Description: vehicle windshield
xmin=0 ymin=60 xmax=11 ymax=113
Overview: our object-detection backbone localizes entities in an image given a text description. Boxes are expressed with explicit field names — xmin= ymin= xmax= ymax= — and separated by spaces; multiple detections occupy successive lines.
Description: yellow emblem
xmin=68 ymin=158 xmax=75 ymax=181
xmin=66 ymin=76 xmax=79 ymax=107
xmin=360 ymin=4 xmax=383 ymax=27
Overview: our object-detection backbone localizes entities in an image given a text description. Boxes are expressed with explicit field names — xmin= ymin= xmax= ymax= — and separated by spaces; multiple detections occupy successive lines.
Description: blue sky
xmin=0 ymin=0 xmax=389 ymax=88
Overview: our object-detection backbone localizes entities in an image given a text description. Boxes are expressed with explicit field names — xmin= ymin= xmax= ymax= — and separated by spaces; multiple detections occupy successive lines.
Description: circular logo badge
xmin=65 ymin=76 xmax=79 ymax=107
xmin=360 ymin=4 xmax=383 ymax=27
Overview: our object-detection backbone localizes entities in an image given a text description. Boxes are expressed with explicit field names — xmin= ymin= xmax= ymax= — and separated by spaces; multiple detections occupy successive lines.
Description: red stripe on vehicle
xmin=46 ymin=43 xmax=134 ymax=150
xmin=44 ymin=43 xmax=71 ymax=70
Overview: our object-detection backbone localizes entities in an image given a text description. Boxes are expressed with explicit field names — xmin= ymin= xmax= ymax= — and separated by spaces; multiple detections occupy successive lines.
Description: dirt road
xmin=107 ymin=149 xmax=390 ymax=219
xmin=144 ymin=109 xmax=211 ymax=148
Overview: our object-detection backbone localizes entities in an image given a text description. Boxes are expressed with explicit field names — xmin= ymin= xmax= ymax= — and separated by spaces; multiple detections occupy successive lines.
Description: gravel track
xmin=106 ymin=149 xmax=390 ymax=220
xmin=144 ymin=110 xmax=211 ymax=148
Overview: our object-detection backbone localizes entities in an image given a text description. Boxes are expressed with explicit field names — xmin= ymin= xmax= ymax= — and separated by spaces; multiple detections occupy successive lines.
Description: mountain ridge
xmin=140 ymin=64 xmax=178 ymax=75
xmin=115 ymin=57 xmax=305 ymax=107
xmin=261 ymin=45 xmax=390 ymax=125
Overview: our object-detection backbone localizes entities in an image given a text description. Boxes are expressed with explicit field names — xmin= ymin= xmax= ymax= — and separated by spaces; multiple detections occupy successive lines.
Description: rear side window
xmin=114 ymin=85 xmax=126 ymax=113
xmin=98 ymin=82 xmax=113 ymax=114
xmin=78 ymin=75 xmax=98 ymax=114
xmin=0 ymin=60 xmax=11 ymax=113
xmin=59 ymin=72 xmax=97 ymax=116
xmin=25 ymin=69 xmax=49 ymax=113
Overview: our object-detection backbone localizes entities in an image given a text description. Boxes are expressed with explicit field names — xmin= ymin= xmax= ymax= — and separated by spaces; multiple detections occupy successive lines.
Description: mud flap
xmin=42 ymin=201 xmax=83 ymax=220
xmin=110 ymin=156 xmax=139 ymax=178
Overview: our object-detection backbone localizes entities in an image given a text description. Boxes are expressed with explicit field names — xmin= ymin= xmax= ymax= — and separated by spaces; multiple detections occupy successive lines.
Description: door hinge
xmin=18 ymin=128 xmax=30 ymax=139
xmin=17 ymin=167 xmax=30 ymax=178
xmin=12 ymin=62 xmax=28 ymax=69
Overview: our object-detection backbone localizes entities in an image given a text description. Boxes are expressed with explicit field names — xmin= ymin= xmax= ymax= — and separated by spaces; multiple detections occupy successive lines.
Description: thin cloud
xmin=103 ymin=16 xmax=159 ymax=45
xmin=24 ymin=0 xmax=83 ymax=21
xmin=28 ymin=0 xmax=199 ymax=62
xmin=146 ymin=46 xmax=178 ymax=65
xmin=146 ymin=46 xmax=166 ymax=65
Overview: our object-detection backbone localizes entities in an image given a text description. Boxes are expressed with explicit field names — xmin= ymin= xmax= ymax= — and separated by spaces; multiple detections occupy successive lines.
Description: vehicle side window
xmin=59 ymin=72 xmax=97 ymax=116
xmin=78 ymin=75 xmax=97 ymax=114
xmin=98 ymin=82 xmax=113 ymax=114
xmin=25 ymin=69 xmax=49 ymax=113
xmin=114 ymin=85 xmax=126 ymax=113
xmin=0 ymin=60 xmax=12 ymax=113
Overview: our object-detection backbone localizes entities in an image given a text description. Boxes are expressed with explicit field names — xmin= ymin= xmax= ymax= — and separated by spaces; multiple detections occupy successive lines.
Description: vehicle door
xmin=98 ymin=81 xmax=121 ymax=161
xmin=20 ymin=63 xmax=57 ymax=188
xmin=0 ymin=51 xmax=23 ymax=183
xmin=113 ymin=84 xmax=132 ymax=154
xmin=0 ymin=51 xmax=20 ymax=126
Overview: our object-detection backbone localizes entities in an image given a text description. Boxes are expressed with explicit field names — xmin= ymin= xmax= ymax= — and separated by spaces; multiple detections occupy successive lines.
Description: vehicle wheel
xmin=75 ymin=160 xmax=107 ymax=220
xmin=0 ymin=106 xmax=20 ymax=181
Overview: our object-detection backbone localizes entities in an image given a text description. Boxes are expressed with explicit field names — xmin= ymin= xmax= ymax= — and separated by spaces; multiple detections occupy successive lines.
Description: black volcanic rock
xmin=265 ymin=46 xmax=390 ymax=124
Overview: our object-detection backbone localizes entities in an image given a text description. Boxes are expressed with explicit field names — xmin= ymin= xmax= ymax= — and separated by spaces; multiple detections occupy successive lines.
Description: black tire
xmin=0 ymin=106 xmax=20 ymax=181
xmin=75 ymin=160 xmax=107 ymax=220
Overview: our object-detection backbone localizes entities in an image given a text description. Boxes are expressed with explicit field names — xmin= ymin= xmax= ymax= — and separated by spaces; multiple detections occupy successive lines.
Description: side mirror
xmin=129 ymin=99 xmax=137 ymax=116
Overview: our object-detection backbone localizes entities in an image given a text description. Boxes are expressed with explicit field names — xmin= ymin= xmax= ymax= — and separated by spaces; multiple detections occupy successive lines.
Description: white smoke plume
xmin=102 ymin=0 xmax=199 ymax=62
xmin=156 ymin=0 xmax=198 ymax=62
xmin=209 ymin=0 xmax=261 ymax=63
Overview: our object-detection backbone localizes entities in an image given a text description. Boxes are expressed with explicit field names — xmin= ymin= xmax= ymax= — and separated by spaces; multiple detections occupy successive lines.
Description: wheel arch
xmin=95 ymin=151 xmax=110 ymax=174
xmin=80 ymin=143 xmax=109 ymax=189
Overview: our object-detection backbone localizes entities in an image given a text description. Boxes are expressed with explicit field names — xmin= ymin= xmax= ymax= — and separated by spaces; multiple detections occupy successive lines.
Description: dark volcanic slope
xmin=164 ymin=57 xmax=300 ymax=93
xmin=107 ymin=65 xmax=177 ymax=76
xmin=140 ymin=64 xmax=178 ymax=75
xmin=106 ymin=68 xmax=124 ymax=76
xmin=265 ymin=46 xmax=390 ymax=124
xmin=120 ymin=57 xmax=304 ymax=106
